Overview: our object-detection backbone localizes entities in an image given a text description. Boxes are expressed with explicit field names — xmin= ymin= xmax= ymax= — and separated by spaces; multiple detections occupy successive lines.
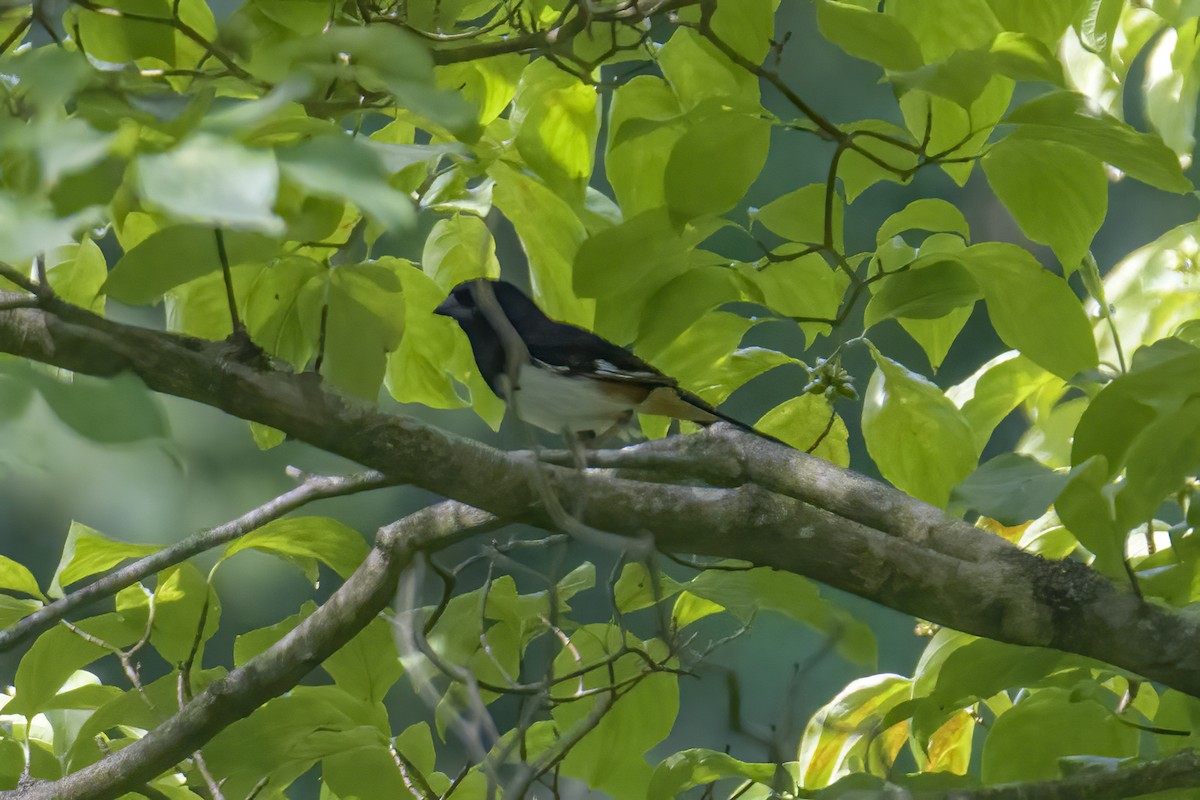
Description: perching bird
xmin=434 ymin=278 xmax=772 ymax=441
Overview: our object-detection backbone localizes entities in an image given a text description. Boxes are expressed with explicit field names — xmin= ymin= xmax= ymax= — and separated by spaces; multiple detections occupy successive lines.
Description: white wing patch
xmin=590 ymin=358 xmax=662 ymax=382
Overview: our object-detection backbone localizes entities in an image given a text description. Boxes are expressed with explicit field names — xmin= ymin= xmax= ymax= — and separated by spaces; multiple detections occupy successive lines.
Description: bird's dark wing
xmin=518 ymin=319 xmax=678 ymax=387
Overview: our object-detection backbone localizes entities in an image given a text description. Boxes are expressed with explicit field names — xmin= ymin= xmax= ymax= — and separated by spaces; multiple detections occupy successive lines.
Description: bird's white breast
xmin=504 ymin=364 xmax=636 ymax=433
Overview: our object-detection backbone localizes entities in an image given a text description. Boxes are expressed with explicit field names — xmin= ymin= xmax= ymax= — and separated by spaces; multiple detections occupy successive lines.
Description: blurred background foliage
xmin=2 ymin=0 xmax=1200 ymax=796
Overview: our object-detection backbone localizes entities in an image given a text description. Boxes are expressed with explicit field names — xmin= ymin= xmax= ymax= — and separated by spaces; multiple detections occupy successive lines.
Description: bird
xmin=434 ymin=278 xmax=776 ymax=442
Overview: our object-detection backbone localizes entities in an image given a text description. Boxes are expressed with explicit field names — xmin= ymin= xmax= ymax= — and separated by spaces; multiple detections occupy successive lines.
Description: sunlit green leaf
xmin=862 ymin=347 xmax=978 ymax=506
xmin=0 ymin=555 xmax=43 ymax=600
xmin=49 ymin=521 xmax=160 ymax=598
xmin=665 ymin=111 xmax=771 ymax=224
xmin=864 ymin=259 xmax=981 ymax=328
xmin=982 ymin=688 xmax=1137 ymax=783
xmin=649 ymin=750 xmax=775 ymax=800
xmin=1006 ymin=90 xmax=1191 ymax=193
xmin=222 ymin=517 xmax=369 ymax=582
xmin=959 ymin=243 xmax=1099 ymax=379
xmin=983 ymin=137 xmax=1106 ymax=270
xmin=816 ymin=1 xmax=923 ymax=71
xmin=795 ymin=674 xmax=912 ymax=790
xmin=755 ymin=394 xmax=850 ymax=467
xmin=877 ymin=198 xmax=970 ymax=245
xmin=511 ymin=58 xmax=598 ymax=201
xmin=322 ymin=615 xmax=403 ymax=703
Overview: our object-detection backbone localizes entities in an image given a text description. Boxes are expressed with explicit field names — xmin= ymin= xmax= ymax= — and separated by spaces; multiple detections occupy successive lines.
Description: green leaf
xmin=1115 ymin=395 xmax=1200 ymax=530
xmin=278 ymin=136 xmax=416 ymax=231
xmin=982 ymin=137 xmax=1106 ymax=270
xmin=222 ymin=517 xmax=369 ymax=582
xmin=137 ymin=134 xmax=283 ymax=234
xmin=550 ymin=625 xmax=678 ymax=800
xmin=435 ymin=54 xmax=526 ymax=127
xmin=243 ymin=255 xmax=324 ymax=369
xmin=0 ymin=193 xmax=100 ymax=264
xmin=888 ymin=0 xmax=1002 ymax=61
xmin=106 ymin=225 xmax=277 ymax=306
xmin=910 ymin=630 xmax=1080 ymax=743
xmin=511 ymin=58 xmax=599 ymax=201
xmin=901 ymin=75 xmax=1013 ymax=185
xmin=678 ymin=568 xmax=876 ymax=665
xmin=45 ymin=239 xmax=107 ymax=314
xmin=837 ymin=120 xmax=920 ymax=201
xmin=876 ymin=198 xmax=970 ymax=245
xmin=795 ymin=674 xmax=912 ymax=790
xmin=952 ymin=453 xmax=1070 ymax=525
xmin=649 ymin=750 xmax=776 ymax=800
xmin=815 ymin=1 xmax=923 ymax=71
xmin=1006 ymin=91 xmax=1192 ymax=193
xmin=387 ymin=264 xmax=499 ymax=420
xmin=1055 ymin=456 xmax=1126 ymax=576
xmin=0 ymin=555 xmax=43 ymax=600
xmin=864 ymin=259 xmax=981 ymax=328
xmin=947 ymin=351 xmax=1057 ymax=452
xmin=893 ymin=49 xmax=995 ymax=108
xmin=657 ymin=27 xmax=758 ymax=111
xmin=203 ymin=686 xmax=387 ymax=798
xmin=234 ymin=603 xmax=313 ymax=667
xmin=650 ymin=311 xmax=795 ymax=407
xmin=1073 ymin=338 xmax=1200 ymax=472
xmin=862 ymin=347 xmax=978 ymax=506
xmin=989 ymin=31 xmax=1067 ymax=84
xmin=9 ymin=613 xmax=142 ymax=717
xmin=958 ymin=243 xmax=1099 ymax=379
xmin=321 ymin=615 xmax=403 ymax=703
xmin=605 ymin=76 xmax=687 ymax=216
xmin=49 ymin=521 xmax=160 ymax=598
xmin=130 ymin=562 xmax=220 ymax=665
xmin=1144 ymin=19 xmax=1200 ymax=157
xmin=987 ymin=0 xmax=1086 ymax=46
xmin=635 ymin=266 xmax=746 ymax=359
xmin=754 ymin=183 xmax=843 ymax=251
xmin=421 ymin=214 xmax=500 ymax=290
xmin=737 ymin=253 xmax=851 ymax=346
xmin=490 ymin=161 xmax=592 ymax=327
xmin=665 ymin=111 xmax=771 ymax=224
xmin=755 ymin=394 xmax=850 ymax=467
xmin=72 ymin=0 xmax=217 ymax=68
xmin=981 ymin=688 xmax=1138 ymax=783
xmin=300 ymin=260 xmax=407 ymax=400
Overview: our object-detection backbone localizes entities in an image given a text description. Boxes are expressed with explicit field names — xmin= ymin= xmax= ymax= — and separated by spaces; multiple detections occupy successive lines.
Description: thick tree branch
xmin=3 ymin=297 xmax=1200 ymax=701
xmin=3 ymin=500 xmax=500 ymax=800
xmin=943 ymin=749 xmax=1200 ymax=800
xmin=0 ymin=468 xmax=395 ymax=652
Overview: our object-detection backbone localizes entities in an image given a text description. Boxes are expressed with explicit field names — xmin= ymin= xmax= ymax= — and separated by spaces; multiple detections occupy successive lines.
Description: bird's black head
xmin=434 ymin=279 xmax=541 ymax=326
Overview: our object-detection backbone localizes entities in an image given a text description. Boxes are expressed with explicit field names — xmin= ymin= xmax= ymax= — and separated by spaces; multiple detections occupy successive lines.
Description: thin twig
xmin=0 ymin=469 xmax=395 ymax=652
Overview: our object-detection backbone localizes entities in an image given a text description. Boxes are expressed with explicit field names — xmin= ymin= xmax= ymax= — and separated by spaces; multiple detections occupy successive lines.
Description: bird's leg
xmin=563 ymin=428 xmax=592 ymax=518
xmin=564 ymin=428 xmax=590 ymax=472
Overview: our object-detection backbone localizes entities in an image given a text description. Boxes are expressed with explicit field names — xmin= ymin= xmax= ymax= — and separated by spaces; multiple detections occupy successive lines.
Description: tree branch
xmin=2 ymin=297 xmax=1200 ymax=701
xmin=942 ymin=749 xmax=1200 ymax=800
xmin=3 ymin=500 xmax=500 ymax=800
xmin=0 ymin=468 xmax=395 ymax=652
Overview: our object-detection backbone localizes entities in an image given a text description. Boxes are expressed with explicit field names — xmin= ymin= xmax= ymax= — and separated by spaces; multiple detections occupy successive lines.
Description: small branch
xmin=0 ymin=469 xmax=395 ymax=652
xmin=4 ymin=500 xmax=499 ymax=800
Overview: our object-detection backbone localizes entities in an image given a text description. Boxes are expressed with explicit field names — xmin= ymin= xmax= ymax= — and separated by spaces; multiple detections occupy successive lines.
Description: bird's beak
xmin=433 ymin=296 xmax=457 ymax=317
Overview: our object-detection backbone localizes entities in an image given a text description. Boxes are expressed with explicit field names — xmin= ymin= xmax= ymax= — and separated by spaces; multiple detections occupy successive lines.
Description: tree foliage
xmin=1 ymin=0 xmax=1200 ymax=798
